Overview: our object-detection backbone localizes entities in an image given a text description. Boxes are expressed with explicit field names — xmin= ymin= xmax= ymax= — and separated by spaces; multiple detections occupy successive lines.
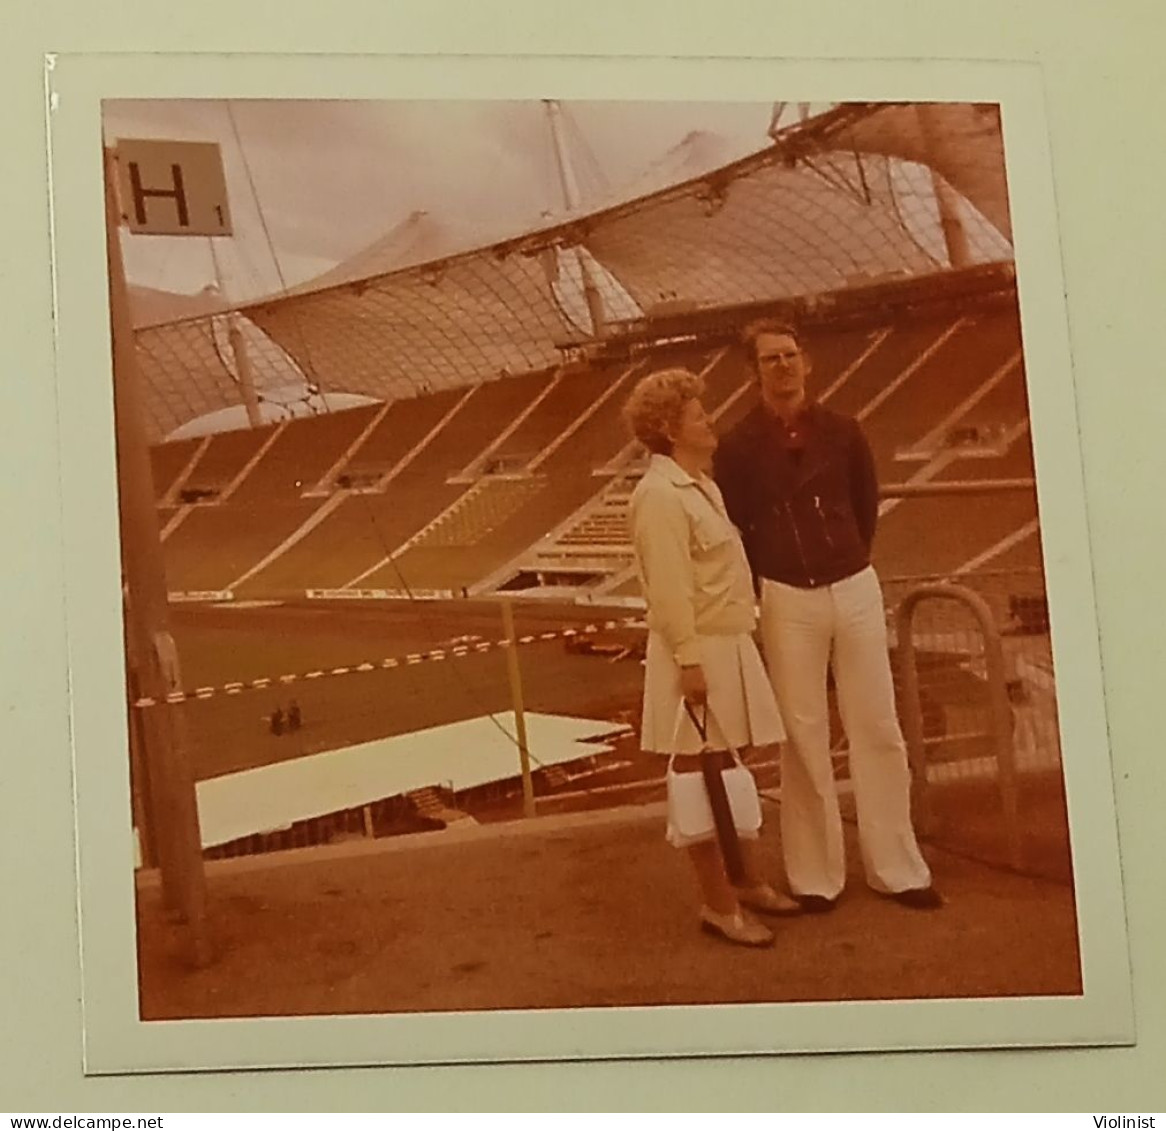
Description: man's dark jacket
xmin=713 ymin=402 xmax=880 ymax=590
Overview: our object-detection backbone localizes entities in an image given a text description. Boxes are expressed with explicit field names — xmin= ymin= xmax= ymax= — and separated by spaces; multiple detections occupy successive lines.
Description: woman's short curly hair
xmin=622 ymin=368 xmax=705 ymax=455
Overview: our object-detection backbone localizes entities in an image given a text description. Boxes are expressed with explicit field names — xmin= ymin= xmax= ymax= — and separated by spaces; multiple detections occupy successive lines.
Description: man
xmin=713 ymin=318 xmax=941 ymax=912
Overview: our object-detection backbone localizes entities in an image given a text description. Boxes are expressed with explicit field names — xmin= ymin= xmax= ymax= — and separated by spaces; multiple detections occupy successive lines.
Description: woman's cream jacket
xmin=629 ymin=454 xmax=758 ymax=667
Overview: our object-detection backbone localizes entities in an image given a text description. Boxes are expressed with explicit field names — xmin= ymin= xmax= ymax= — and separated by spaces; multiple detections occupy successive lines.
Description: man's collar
xmin=760 ymin=396 xmax=814 ymax=427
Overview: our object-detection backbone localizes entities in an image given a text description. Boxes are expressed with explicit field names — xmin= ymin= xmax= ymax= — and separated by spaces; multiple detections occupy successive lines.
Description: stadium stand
xmin=225 ymin=403 xmax=381 ymax=504
xmin=150 ymin=435 xmax=207 ymax=503
xmin=143 ymin=271 xmax=1037 ymax=604
xmin=128 ymin=103 xmax=1044 ymax=789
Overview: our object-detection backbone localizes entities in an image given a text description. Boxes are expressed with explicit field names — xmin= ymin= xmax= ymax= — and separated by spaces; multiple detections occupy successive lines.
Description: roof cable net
xmin=130 ymin=102 xmax=1014 ymax=442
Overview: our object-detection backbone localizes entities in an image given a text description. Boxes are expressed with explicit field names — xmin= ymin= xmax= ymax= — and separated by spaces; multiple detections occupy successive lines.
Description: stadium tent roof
xmin=165 ymin=387 xmax=381 ymax=440
xmin=135 ymin=308 xmax=309 ymax=437
xmin=775 ymin=101 xmax=1013 ymax=242
xmin=128 ymin=283 xmax=230 ymax=329
xmin=281 ymin=209 xmax=534 ymax=295
xmin=599 ymin=128 xmax=761 ymax=205
xmin=133 ymin=102 xmax=1015 ymax=443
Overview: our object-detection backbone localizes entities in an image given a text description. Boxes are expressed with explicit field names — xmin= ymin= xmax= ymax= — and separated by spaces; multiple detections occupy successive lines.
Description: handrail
xmin=895 ymin=582 xmax=1022 ymax=868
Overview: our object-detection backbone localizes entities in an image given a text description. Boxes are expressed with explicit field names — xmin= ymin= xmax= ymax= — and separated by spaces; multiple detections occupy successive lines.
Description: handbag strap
xmin=683 ymin=699 xmax=709 ymax=745
xmin=667 ymin=698 xmax=744 ymax=772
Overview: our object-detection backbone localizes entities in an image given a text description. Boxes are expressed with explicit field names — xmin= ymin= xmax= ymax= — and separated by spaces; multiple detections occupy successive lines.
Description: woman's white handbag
xmin=665 ymin=704 xmax=763 ymax=843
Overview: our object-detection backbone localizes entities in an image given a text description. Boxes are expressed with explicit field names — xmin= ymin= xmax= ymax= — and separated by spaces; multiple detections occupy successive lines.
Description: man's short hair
xmin=741 ymin=318 xmax=803 ymax=367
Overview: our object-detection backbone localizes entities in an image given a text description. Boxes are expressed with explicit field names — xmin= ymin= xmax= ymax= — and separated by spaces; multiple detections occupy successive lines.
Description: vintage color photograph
xmin=100 ymin=96 xmax=1081 ymax=1024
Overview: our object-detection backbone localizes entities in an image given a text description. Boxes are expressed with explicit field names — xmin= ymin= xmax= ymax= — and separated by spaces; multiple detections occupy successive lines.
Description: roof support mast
xmin=207 ymin=236 xmax=264 ymax=429
xmin=544 ymin=99 xmax=607 ymax=339
xmin=915 ymin=103 xmax=973 ymax=270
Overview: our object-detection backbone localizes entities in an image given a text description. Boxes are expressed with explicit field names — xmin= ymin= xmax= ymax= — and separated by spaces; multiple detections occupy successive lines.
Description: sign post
xmin=115 ymin=136 xmax=263 ymax=429
xmin=106 ymin=140 xmax=229 ymax=965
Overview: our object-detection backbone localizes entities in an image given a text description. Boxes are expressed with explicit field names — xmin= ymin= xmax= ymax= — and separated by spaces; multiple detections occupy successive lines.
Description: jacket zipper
xmin=783 ymin=500 xmax=816 ymax=586
xmin=813 ymin=494 xmax=836 ymax=550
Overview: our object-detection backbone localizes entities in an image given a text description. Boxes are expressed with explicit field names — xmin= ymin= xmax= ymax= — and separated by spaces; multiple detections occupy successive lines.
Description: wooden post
xmin=105 ymin=146 xmax=213 ymax=966
xmin=500 ymin=598 xmax=536 ymax=818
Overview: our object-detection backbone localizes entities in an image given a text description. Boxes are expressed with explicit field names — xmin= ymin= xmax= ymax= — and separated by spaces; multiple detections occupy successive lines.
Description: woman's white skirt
xmin=640 ymin=631 xmax=786 ymax=756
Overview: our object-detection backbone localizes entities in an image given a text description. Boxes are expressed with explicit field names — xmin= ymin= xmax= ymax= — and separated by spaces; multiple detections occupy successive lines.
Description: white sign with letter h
xmin=114 ymin=137 xmax=233 ymax=237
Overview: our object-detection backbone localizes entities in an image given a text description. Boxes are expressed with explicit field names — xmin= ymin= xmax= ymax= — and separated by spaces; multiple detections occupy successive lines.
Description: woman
xmin=623 ymin=368 xmax=799 ymax=948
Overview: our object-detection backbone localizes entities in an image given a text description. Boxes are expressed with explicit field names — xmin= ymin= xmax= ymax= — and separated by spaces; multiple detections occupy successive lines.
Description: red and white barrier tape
xmin=131 ymin=617 xmax=644 ymax=708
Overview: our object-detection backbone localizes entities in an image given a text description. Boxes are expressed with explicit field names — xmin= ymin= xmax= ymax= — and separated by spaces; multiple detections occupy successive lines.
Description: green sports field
xmin=167 ymin=596 xmax=649 ymax=781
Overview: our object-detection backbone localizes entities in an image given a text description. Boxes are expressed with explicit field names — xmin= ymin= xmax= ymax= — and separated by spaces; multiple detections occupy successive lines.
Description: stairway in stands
xmin=525 ymin=469 xmax=641 ymax=579
xmin=404 ymin=478 xmax=545 ymax=550
xmin=406 ymin=786 xmax=476 ymax=826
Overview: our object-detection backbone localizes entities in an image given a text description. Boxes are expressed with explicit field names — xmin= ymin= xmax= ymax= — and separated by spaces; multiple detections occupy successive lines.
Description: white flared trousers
xmin=759 ymin=566 xmax=931 ymax=899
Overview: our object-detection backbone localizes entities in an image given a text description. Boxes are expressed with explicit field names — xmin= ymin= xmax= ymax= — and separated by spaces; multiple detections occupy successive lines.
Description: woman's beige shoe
xmin=735 ymin=883 xmax=802 ymax=917
xmin=699 ymin=906 xmax=776 ymax=947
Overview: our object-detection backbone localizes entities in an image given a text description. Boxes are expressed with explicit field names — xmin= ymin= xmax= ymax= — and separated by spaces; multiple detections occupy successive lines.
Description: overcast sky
xmin=103 ymin=99 xmax=789 ymax=300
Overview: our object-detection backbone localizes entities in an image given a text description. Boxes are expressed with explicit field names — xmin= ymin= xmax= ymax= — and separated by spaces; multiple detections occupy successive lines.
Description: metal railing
xmin=894 ymin=582 xmax=1022 ymax=868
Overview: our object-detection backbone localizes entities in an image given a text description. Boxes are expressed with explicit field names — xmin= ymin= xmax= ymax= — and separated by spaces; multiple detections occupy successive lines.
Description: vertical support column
xmin=500 ymin=597 xmax=536 ymax=819
xmin=124 ymin=645 xmax=158 ymax=871
xmin=982 ymin=620 xmax=1024 ymax=871
xmin=228 ymin=316 xmax=264 ymax=429
xmin=544 ymin=99 xmax=607 ymax=339
xmin=208 ymin=236 xmax=263 ymax=429
xmin=105 ymin=146 xmax=213 ymax=966
xmin=916 ymin=104 xmax=974 ymax=270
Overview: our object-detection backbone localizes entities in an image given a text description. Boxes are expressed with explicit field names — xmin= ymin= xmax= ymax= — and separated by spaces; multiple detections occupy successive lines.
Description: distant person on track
xmin=624 ymin=368 xmax=800 ymax=949
xmin=713 ymin=318 xmax=941 ymax=913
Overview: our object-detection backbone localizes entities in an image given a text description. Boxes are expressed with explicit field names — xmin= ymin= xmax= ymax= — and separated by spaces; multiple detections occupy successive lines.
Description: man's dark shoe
xmin=794 ymin=894 xmax=839 ymax=914
xmin=882 ymin=886 xmax=944 ymax=910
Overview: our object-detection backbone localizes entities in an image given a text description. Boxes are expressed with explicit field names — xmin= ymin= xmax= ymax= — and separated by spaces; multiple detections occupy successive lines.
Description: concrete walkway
xmin=137 ymin=791 xmax=1081 ymax=1020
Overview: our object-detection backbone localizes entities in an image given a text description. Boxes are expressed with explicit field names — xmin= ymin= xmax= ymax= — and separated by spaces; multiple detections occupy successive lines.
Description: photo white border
xmin=44 ymin=51 xmax=1133 ymax=1076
